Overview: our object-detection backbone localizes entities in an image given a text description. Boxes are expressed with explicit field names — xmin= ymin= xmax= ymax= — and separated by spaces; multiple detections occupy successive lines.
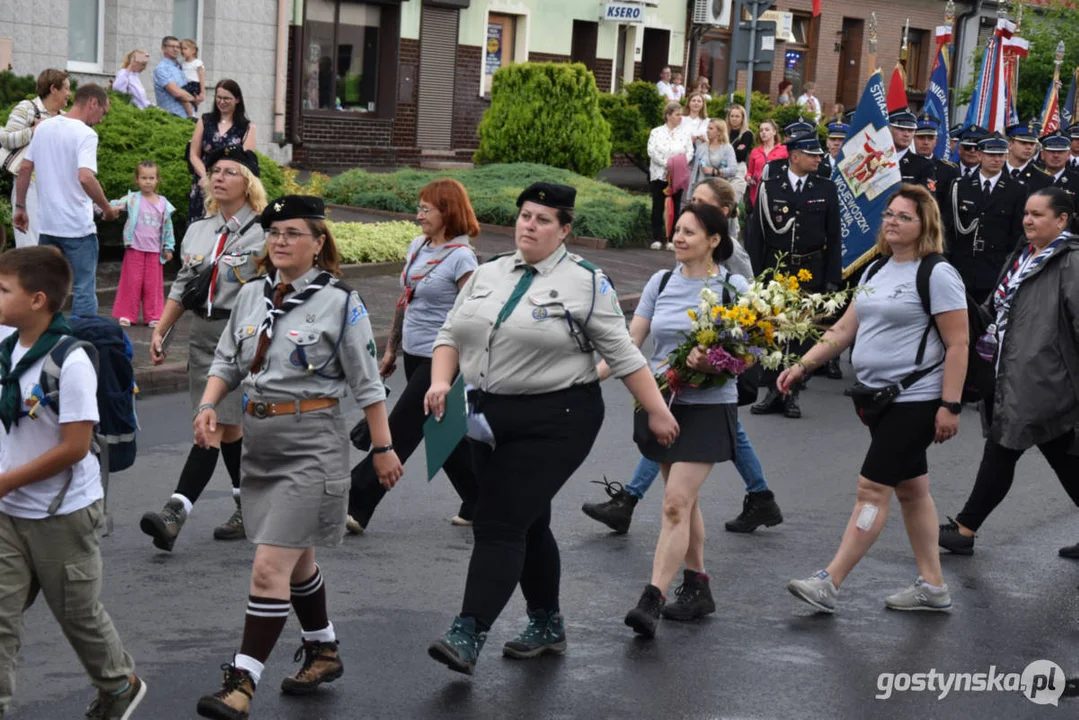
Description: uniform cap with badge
xmin=261 ymin=195 xmax=327 ymax=229
xmin=1005 ymin=119 xmax=1042 ymax=143
xmin=887 ymin=109 xmax=918 ymax=130
xmin=516 ymin=182 xmax=576 ymax=211
xmin=914 ymin=113 xmax=941 ymax=137
xmin=976 ymin=132 xmax=1009 ymax=154
xmin=783 ymin=117 xmax=815 ymax=139
xmin=826 ymin=121 xmax=850 ymax=139
xmin=950 ymin=123 xmax=988 ymax=148
xmin=1065 ymin=123 xmax=1079 ymax=141
xmin=1040 ymin=130 xmax=1071 ymax=152
xmin=205 ymin=145 xmax=261 ymax=178
xmin=786 ymin=134 xmax=825 ymax=155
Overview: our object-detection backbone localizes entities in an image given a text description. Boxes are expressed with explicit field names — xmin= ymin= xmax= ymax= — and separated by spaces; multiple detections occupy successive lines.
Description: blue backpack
xmin=34 ymin=317 xmax=138 ymax=480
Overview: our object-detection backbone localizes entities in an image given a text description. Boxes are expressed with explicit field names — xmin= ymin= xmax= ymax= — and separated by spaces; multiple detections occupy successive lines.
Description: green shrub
xmin=707 ymin=91 xmax=775 ymax=129
xmin=0 ymin=196 xmax=10 ymax=247
xmin=331 ymin=220 xmax=419 ymax=264
xmin=597 ymin=80 xmax=669 ymax=176
xmin=475 ymin=62 xmax=612 ymax=178
xmin=0 ymin=92 xmax=284 ymax=245
xmin=771 ymin=104 xmax=815 ymax=133
xmin=325 ymin=163 xmax=651 ymax=247
xmin=624 ymin=81 xmax=665 ymax=128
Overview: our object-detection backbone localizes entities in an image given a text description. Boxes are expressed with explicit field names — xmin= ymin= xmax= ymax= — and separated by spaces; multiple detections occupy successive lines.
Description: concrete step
xmin=419 ymin=160 xmax=475 ymax=171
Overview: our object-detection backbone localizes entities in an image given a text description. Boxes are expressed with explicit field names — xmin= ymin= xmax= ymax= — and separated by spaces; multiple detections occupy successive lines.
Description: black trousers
xmin=956 ymin=429 xmax=1079 ymax=532
xmin=348 ymin=352 xmax=478 ymax=528
xmin=650 ymin=180 xmax=682 ymax=244
xmin=460 ymin=384 xmax=604 ymax=631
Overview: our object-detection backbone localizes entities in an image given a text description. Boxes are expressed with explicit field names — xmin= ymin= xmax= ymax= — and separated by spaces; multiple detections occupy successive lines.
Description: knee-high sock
xmin=221 ymin=438 xmax=243 ymax=495
xmin=291 ymin=566 xmax=334 ymax=642
xmin=173 ymin=445 xmax=220 ymax=506
xmin=235 ymin=595 xmax=290 ymax=684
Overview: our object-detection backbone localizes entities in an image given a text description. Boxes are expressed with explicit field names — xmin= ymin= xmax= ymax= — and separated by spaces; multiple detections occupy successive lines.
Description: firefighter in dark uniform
xmin=1038 ymin=129 xmax=1079 ymax=197
xmin=1069 ymin=124 xmax=1079 ymax=171
xmin=762 ymin=118 xmax=832 ymax=182
xmin=746 ymin=133 xmax=842 ymax=419
xmin=950 ymin=123 xmax=986 ymax=180
xmin=889 ymin=108 xmax=936 ymax=189
xmin=1005 ymin=120 xmax=1053 ymax=191
xmin=820 ymin=119 xmax=849 ymax=181
xmin=942 ymin=132 xmax=1029 ymax=305
xmin=913 ymin=113 xmax=958 ymax=209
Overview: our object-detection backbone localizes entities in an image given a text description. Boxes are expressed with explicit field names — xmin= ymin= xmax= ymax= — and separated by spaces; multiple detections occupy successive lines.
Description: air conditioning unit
xmin=693 ymin=0 xmax=732 ymax=27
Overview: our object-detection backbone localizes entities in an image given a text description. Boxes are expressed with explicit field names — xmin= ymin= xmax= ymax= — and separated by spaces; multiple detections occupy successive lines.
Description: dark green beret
xmin=516 ymin=182 xmax=576 ymax=211
xmin=261 ymin=195 xmax=326 ymax=229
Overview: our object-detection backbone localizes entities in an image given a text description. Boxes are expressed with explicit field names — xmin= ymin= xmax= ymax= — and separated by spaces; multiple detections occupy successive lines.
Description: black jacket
xmin=942 ymin=172 xmax=1029 ymax=304
xmin=745 ymin=172 xmax=842 ymax=290
xmin=933 ymin=157 xmax=960 ymax=210
xmin=899 ymin=150 xmax=936 ymax=189
xmin=763 ymin=156 xmax=832 ymax=183
xmin=1007 ymin=162 xmax=1053 ymax=192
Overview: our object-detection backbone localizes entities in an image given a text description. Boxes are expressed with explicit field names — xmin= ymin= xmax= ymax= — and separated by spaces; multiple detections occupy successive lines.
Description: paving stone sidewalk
xmin=103 ymin=207 xmax=672 ymax=395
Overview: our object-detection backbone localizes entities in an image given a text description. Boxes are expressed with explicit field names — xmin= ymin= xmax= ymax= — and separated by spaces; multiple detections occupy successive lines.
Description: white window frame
xmin=172 ymin=0 xmax=205 ymax=54
xmin=66 ymin=0 xmax=106 ymax=73
xmin=478 ymin=3 xmax=531 ymax=97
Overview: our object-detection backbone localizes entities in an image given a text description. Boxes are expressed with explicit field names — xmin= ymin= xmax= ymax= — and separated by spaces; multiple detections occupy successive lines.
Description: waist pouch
xmin=843 ymin=382 xmax=902 ymax=426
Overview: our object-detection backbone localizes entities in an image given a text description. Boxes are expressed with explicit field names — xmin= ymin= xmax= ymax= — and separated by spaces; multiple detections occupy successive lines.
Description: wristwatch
xmin=940 ymin=401 xmax=962 ymax=415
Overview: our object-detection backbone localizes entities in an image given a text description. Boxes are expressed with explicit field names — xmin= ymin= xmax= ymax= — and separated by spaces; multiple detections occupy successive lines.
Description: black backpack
xmin=657 ymin=270 xmax=761 ymax=406
xmin=863 ymin=252 xmax=992 ymax=403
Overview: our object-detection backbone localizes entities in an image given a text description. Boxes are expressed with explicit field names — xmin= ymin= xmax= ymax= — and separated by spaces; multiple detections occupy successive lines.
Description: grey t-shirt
xmin=636 ymin=267 xmax=750 ymax=405
xmin=402 ymin=237 xmax=478 ymax=357
xmin=851 ymin=257 xmax=967 ymax=402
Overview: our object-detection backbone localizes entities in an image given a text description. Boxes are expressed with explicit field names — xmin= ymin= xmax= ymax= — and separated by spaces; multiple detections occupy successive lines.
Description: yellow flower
xmin=787 ymin=278 xmax=800 ymax=292
xmin=687 ymin=309 xmax=697 ymax=321
xmin=697 ymin=329 xmax=718 ymax=346
xmin=798 ymin=268 xmax=813 ymax=282
xmin=712 ymin=306 xmax=722 ymax=321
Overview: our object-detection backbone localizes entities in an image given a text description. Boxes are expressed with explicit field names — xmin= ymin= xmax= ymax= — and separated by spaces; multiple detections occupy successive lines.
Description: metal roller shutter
xmin=417 ymin=6 xmax=459 ymax=149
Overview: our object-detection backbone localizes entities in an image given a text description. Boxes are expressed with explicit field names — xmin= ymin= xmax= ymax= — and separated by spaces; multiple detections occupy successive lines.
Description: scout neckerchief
xmin=991 ymin=234 xmax=1067 ymax=333
xmin=0 ymin=313 xmax=70 ymax=432
xmin=395 ymin=237 xmax=472 ymax=311
xmin=250 ymin=271 xmax=334 ymax=372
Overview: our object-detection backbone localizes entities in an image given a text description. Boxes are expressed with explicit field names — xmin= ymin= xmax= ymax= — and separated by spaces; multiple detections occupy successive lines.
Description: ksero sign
xmin=603 ymin=2 xmax=645 ymax=23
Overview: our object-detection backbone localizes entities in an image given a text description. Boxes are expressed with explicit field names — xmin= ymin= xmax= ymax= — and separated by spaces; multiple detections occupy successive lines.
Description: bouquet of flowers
xmin=657 ymin=266 xmax=856 ymax=397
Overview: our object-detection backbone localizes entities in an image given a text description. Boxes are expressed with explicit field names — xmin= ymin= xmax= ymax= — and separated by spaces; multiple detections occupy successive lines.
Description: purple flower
xmin=706 ymin=346 xmax=747 ymax=375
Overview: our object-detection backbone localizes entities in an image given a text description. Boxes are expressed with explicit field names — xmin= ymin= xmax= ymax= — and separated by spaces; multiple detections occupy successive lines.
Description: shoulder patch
xmin=347 ymin=291 xmax=368 ymax=325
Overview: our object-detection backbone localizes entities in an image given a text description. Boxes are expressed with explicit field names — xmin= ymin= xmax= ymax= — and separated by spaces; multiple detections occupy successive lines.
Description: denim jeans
xmin=626 ymin=419 xmax=768 ymax=498
xmin=39 ymin=233 xmax=99 ymax=317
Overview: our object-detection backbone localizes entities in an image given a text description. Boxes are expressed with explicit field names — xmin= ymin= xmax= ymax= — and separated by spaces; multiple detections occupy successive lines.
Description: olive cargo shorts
xmin=0 ymin=500 xmax=134 ymax=714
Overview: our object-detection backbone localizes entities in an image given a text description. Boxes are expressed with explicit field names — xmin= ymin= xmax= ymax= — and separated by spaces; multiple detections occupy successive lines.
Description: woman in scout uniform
xmin=347 ymin=178 xmax=480 ymax=534
xmin=142 ymin=146 xmax=267 ymax=551
xmin=193 ymin=195 xmax=403 ymax=719
xmin=424 ymin=182 xmax=679 ymax=675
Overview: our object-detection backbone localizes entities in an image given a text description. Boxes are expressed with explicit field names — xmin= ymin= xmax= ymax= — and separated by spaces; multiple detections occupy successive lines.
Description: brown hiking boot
xmin=280 ymin=640 xmax=344 ymax=695
xmin=139 ymin=498 xmax=187 ymax=552
xmin=196 ymin=664 xmax=255 ymax=719
xmin=213 ymin=498 xmax=245 ymax=541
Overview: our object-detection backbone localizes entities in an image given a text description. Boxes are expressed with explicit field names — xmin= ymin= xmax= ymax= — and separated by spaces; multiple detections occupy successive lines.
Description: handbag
xmin=180 ymin=216 xmax=262 ymax=313
xmin=0 ymin=103 xmax=43 ymax=176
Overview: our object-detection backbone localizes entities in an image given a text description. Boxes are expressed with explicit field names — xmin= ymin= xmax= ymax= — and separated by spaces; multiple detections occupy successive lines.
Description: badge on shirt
xmin=366 ymin=339 xmax=377 ymax=358
xmin=286 ymin=330 xmax=319 ymax=346
xmin=532 ymin=307 xmax=549 ymax=320
xmin=349 ymin=301 xmax=368 ymax=325
xmin=598 ymin=277 xmax=612 ymax=295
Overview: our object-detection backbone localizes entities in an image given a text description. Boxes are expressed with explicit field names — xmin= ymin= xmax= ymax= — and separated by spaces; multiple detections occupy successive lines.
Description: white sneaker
xmin=665 ymin=243 xmax=674 ymax=251
xmin=885 ymin=577 xmax=952 ymax=612
xmin=117 ymin=318 xmax=132 ymax=327
xmin=649 ymin=241 xmax=663 ymax=250
xmin=345 ymin=515 xmax=364 ymax=535
xmin=787 ymin=570 xmax=838 ymax=613
xmin=450 ymin=515 xmax=473 ymax=527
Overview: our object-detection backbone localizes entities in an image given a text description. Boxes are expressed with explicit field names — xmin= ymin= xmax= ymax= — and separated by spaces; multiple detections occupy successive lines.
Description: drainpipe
xmin=272 ymin=0 xmax=289 ymax=144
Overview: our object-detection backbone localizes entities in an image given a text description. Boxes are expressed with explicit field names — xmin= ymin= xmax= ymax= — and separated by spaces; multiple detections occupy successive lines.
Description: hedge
xmin=326 ymin=163 xmax=650 ymax=247
xmin=475 ymin=63 xmax=612 ymax=178
xmin=332 ymin=220 xmax=418 ymax=264
xmin=0 ymin=91 xmax=285 ymax=245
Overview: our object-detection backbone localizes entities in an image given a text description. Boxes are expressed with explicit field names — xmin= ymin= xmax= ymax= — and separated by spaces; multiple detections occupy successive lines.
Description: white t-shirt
xmin=797 ymin=94 xmax=821 ymax=122
xmin=182 ymin=58 xmax=204 ymax=84
xmin=680 ymin=115 xmax=709 ymax=140
xmin=24 ymin=116 xmax=99 ymax=238
xmin=657 ymin=80 xmax=677 ymax=102
xmin=0 ymin=326 xmax=102 ymax=519
xmin=851 ymin=258 xmax=968 ymax=402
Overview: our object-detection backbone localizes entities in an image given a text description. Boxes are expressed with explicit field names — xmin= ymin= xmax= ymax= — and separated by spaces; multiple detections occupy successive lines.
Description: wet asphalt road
xmin=8 ymin=362 xmax=1079 ymax=719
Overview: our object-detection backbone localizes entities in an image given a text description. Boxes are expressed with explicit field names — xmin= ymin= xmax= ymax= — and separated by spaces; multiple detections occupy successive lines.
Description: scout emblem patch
xmin=367 ymin=339 xmax=377 ymax=358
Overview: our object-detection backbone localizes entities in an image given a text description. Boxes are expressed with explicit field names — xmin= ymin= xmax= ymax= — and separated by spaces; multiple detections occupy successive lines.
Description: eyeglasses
xmin=267 ymin=229 xmax=315 ymax=243
xmin=881 ymin=210 xmax=918 ymax=224
xmin=209 ymin=166 xmax=242 ymax=178
xmin=164 ymin=43 xmax=180 ymax=50
xmin=216 ymin=96 xmax=236 ymax=103
xmin=417 ymin=204 xmax=435 ymax=215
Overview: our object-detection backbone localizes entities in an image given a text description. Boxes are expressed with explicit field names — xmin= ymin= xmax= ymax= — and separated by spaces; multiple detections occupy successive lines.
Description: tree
xmin=475 ymin=62 xmax=612 ymax=177
xmin=1011 ymin=2 xmax=1079 ymax=122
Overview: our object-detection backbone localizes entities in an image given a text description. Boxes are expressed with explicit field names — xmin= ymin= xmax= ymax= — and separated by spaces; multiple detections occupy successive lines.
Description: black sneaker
xmin=938 ymin=517 xmax=975 ymax=555
xmin=661 ymin=570 xmax=716 ymax=621
xmin=725 ymin=491 xmax=784 ymax=533
xmin=624 ymin=584 xmax=665 ymax=638
xmin=581 ymin=477 xmax=638 ymax=534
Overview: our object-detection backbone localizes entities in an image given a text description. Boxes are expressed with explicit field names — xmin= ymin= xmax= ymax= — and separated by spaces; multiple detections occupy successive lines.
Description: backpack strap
xmin=863 ymin=255 xmax=889 ymax=285
xmin=913 ymin=253 xmax=947 ymax=366
xmin=657 ymin=270 xmax=674 ymax=296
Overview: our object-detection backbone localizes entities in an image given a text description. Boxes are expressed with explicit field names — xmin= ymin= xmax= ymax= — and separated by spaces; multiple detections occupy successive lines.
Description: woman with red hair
xmin=346 ymin=179 xmax=481 ymax=534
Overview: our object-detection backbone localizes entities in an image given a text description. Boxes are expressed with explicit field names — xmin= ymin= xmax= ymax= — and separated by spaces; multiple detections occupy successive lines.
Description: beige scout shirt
xmin=434 ymin=245 xmax=646 ymax=395
xmin=210 ymin=267 xmax=386 ymax=407
xmin=168 ymin=204 xmax=266 ymax=314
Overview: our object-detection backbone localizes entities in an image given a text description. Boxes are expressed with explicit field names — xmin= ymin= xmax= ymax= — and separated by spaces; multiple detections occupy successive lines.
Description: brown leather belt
xmin=245 ymin=397 xmax=339 ymax=419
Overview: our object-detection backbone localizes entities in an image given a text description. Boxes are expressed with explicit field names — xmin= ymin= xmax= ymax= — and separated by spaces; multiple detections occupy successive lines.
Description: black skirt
xmin=634 ymin=402 xmax=737 ymax=464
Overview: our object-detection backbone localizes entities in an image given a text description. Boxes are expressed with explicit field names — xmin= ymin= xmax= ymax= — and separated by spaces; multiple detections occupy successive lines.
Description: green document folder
xmin=423 ymin=375 xmax=467 ymax=481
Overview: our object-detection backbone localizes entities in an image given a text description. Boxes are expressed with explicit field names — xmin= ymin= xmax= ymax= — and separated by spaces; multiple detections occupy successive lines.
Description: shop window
xmin=484 ymin=13 xmax=517 ymax=95
xmin=783 ymin=12 xmax=813 ymax=97
xmin=304 ymin=0 xmax=382 ymax=113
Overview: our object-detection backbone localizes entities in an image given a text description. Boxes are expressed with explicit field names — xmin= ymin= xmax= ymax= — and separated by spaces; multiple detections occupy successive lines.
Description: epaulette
xmin=938 ymin=158 xmax=957 ymax=167
xmin=483 ymin=252 xmax=514 ymax=264
xmin=1033 ymin=166 xmax=1052 ymax=177
xmin=569 ymin=253 xmax=601 ymax=275
xmin=331 ymin=278 xmax=354 ymax=294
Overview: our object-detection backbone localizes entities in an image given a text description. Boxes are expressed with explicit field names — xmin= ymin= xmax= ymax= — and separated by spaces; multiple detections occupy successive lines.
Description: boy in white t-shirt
xmin=0 ymin=247 xmax=145 ymax=719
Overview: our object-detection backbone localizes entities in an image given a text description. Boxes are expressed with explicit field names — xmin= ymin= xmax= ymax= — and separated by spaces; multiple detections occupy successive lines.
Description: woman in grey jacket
xmin=939 ymin=187 xmax=1079 ymax=557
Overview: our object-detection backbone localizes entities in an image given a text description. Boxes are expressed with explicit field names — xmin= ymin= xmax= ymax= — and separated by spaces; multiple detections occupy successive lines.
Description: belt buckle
xmin=973 ymin=237 xmax=985 ymax=253
xmin=252 ymin=401 xmax=268 ymax=419
xmin=790 ymin=254 xmax=802 ymax=265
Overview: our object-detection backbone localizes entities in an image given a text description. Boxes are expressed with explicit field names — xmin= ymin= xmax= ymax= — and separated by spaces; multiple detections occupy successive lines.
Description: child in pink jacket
xmin=110 ymin=161 xmax=176 ymax=326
